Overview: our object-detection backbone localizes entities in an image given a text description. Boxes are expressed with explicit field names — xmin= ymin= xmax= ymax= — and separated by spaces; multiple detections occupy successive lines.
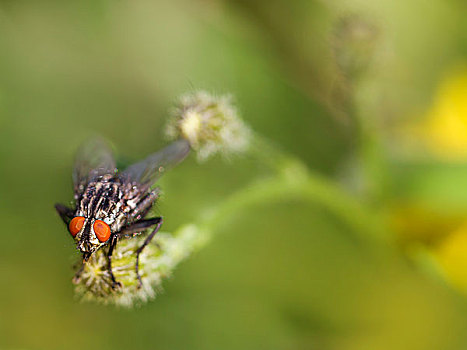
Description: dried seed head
xmin=73 ymin=225 xmax=204 ymax=307
xmin=166 ymin=91 xmax=251 ymax=161
xmin=73 ymin=235 xmax=166 ymax=307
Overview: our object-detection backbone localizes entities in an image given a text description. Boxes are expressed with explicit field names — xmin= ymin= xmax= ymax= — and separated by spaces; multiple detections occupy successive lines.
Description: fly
xmin=55 ymin=138 xmax=190 ymax=289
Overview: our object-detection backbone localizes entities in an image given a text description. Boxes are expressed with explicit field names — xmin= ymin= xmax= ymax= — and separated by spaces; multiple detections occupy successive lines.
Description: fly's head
xmin=68 ymin=216 xmax=112 ymax=260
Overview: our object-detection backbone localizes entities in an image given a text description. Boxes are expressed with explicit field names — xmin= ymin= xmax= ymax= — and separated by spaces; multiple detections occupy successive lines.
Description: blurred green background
xmin=1 ymin=0 xmax=467 ymax=349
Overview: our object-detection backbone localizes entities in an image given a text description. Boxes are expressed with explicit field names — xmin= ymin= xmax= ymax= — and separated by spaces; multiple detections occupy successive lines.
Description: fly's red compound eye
xmin=93 ymin=220 xmax=111 ymax=242
xmin=69 ymin=216 xmax=85 ymax=237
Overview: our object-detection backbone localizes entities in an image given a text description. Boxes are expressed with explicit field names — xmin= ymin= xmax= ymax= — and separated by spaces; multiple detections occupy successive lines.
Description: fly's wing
xmin=73 ymin=138 xmax=117 ymax=196
xmin=118 ymin=139 xmax=190 ymax=190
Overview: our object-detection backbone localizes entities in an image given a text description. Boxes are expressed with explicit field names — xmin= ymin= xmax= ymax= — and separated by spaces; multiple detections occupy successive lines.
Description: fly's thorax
xmin=77 ymin=180 xmax=127 ymax=228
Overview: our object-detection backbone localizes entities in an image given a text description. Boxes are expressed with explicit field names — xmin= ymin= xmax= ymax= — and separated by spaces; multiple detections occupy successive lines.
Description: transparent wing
xmin=73 ymin=138 xmax=116 ymax=195
xmin=118 ymin=139 xmax=190 ymax=189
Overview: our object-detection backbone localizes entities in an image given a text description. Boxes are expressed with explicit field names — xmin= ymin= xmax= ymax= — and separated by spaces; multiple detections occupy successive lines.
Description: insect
xmin=55 ymin=138 xmax=190 ymax=289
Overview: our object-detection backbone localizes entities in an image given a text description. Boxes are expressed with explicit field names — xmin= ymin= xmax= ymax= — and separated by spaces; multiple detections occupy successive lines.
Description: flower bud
xmin=166 ymin=91 xmax=251 ymax=161
xmin=74 ymin=233 xmax=178 ymax=307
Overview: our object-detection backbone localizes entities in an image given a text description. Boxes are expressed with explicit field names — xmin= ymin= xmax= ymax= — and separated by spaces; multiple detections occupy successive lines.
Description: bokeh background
xmin=0 ymin=0 xmax=467 ymax=349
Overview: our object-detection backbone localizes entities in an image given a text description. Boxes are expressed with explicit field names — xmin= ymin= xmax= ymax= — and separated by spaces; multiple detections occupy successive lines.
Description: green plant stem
xmin=177 ymin=133 xmax=389 ymax=254
xmin=200 ymin=167 xmax=387 ymax=241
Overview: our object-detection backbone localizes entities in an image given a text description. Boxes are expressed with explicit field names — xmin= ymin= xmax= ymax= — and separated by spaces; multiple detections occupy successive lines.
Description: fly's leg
xmin=72 ymin=253 xmax=92 ymax=284
xmin=72 ymin=263 xmax=85 ymax=284
xmin=118 ymin=218 xmax=162 ymax=236
xmin=107 ymin=218 xmax=163 ymax=289
xmin=55 ymin=203 xmax=83 ymax=283
xmin=55 ymin=203 xmax=74 ymax=225
xmin=106 ymin=234 xmax=122 ymax=290
xmin=135 ymin=217 xmax=163 ymax=289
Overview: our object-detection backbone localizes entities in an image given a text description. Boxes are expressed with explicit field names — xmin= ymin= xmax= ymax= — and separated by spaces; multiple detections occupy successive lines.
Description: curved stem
xmin=175 ymin=133 xmax=390 ymax=258
xmin=199 ymin=170 xmax=387 ymax=243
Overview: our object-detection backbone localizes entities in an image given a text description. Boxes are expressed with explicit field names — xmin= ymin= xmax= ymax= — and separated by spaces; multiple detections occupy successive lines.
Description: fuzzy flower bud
xmin=73 ymin=225 xmax=205 ymax=307
xmin=165 ymin=91 xmax=251 ymax=161
xmin=332 ymin=15 xmax=379 ymax=80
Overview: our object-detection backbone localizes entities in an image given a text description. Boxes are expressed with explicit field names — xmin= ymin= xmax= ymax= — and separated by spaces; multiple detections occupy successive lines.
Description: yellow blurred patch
xmin=434 ymin=224 xmax=467 ymax=293
xmin=388 ymin=204 xmax=464 ymax=246
xmin=417 ymin=64 xmax=467 ymax=159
